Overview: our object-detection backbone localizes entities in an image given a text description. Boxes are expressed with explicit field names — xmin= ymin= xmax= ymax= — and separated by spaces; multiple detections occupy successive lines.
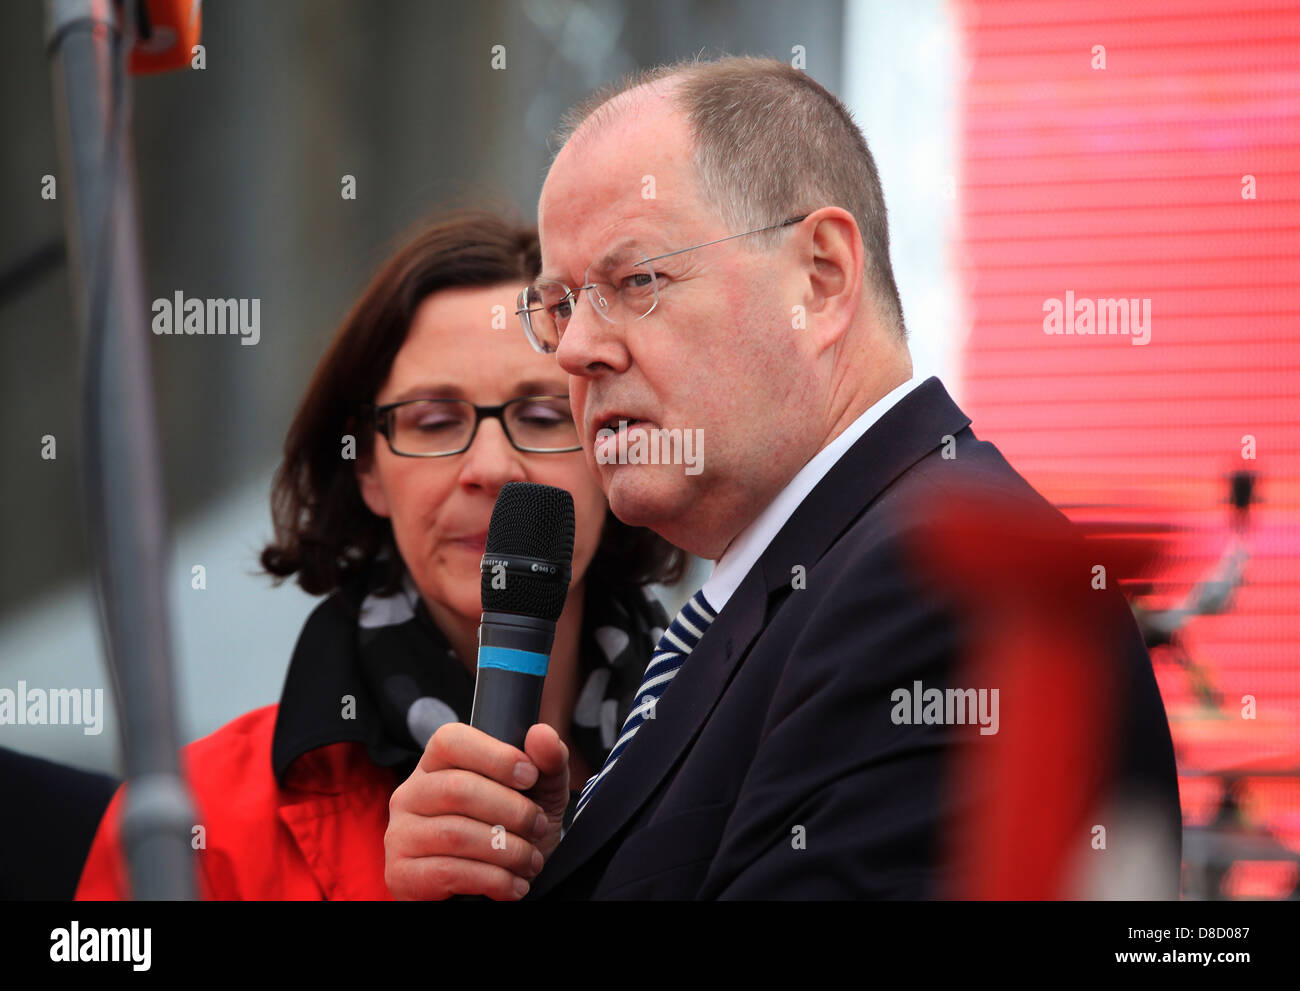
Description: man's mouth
xmin=595 ymin=414 xmax=648 ymax=436
xmin=592 ymin=414 xmax=651 ymax=462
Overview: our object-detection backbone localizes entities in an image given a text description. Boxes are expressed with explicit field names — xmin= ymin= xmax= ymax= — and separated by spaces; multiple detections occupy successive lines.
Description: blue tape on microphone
xmin=477 ymin=646 xmax=549 ymax=677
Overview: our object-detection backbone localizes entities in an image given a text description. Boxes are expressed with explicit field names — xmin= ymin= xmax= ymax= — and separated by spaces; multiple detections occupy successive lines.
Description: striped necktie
xmin=572 ymin=589 xmax=716 ymax=822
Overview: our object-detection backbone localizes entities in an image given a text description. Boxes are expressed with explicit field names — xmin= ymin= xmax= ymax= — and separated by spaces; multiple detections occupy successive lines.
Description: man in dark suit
xmin=0 ymin=747 xmax=119 ymax=899
xmin=384 ymin=55 xmax=1181 ymax=900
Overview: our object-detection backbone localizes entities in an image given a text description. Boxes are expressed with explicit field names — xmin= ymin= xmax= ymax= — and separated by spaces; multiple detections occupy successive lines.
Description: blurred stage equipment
xmin=44 ymin=0 xmax=203 ymax=900
xmin=1137 ymin=472 xmax=1300 ymax=900
xmin=1078 ymin=471 xmax=1297 ymax=898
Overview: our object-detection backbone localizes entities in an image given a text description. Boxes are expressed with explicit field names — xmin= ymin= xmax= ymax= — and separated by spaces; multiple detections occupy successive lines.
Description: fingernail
xmin=513 ymin=762 xmax=537 ymax=787
xmin=532 ymin=849 xmax=544 ymax=875
xmin=514 ymin=877 xmax=531 ymax=899
xmin=533 ymin=813 xmax=548 ymax=839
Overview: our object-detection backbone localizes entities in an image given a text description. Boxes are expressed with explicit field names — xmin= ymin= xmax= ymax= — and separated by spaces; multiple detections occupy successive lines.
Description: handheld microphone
xmin=469 ymin=482 xmax=575 ymax=749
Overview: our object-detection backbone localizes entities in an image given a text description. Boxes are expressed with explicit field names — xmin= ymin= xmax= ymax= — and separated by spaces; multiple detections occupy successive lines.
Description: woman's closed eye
xmin=514 ymin=400 xmax=572 ymax=428
xmin=396 ymin=405 xmax=469 ymax=434
xmin=415 ymin=416 xmax=463 ymax=433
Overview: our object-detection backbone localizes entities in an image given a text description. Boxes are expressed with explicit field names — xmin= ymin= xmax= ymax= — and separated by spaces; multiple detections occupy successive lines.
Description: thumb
xmin=522 ymin=722 xmax=570 ymax=819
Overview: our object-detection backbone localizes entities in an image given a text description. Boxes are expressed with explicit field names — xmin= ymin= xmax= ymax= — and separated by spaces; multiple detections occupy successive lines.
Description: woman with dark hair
xmin=75 ymin=210 xmax=684 ymax=900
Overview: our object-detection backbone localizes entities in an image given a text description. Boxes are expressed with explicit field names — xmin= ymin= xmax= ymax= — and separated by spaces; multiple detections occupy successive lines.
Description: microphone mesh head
xmin=481 ymin=482 xmax=575 ymax=621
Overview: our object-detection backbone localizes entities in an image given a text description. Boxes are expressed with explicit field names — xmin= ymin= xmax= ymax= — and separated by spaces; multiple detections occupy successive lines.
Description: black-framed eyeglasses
xmin=516 ymin=214 xmax=809 ymax=354
xmin=366 ymin=395 xmax=582 ymax=457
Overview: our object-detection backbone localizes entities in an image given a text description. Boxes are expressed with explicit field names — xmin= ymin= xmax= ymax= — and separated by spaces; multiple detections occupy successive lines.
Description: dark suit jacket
xmin=0 ymin=747 xmax=119 ymax=899
xmin=527 ymin=377 xmax=1182 ymax=899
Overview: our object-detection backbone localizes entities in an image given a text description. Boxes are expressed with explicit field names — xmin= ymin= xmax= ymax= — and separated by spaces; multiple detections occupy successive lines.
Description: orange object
xmin=129 ymin=0 xmax=202 ymax=76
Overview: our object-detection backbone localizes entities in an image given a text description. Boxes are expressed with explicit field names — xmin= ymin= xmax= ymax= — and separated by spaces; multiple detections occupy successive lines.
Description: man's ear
xmin=800 ymin=208 xmax=864 ymax=354
xmin=355 ymin=451 xmax=391 ymax=519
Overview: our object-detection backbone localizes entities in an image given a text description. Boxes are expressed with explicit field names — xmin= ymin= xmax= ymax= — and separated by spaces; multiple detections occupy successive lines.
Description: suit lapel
xmin=529 ymin=377 xmax=971 ymax=898
xmin=529 ymin=572 xmax=767 ymax=898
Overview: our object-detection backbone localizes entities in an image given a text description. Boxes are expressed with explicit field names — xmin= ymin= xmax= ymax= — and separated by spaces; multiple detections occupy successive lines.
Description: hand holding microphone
xmin=384 ymin=483 xmax=575 ymax=900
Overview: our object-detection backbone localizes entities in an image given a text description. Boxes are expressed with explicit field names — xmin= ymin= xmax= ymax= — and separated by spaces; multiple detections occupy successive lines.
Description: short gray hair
xmin=551 ymin=55 xmax=906 ymax=337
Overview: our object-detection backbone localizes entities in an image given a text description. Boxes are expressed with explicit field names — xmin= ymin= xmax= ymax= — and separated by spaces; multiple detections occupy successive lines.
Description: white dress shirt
xmin=701 ymin=376 xmax=922 ymax=613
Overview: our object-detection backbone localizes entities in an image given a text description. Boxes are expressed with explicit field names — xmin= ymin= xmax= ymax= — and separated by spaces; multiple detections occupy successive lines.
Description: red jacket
xmin=75 ymin=704 xmax=397 ymax=900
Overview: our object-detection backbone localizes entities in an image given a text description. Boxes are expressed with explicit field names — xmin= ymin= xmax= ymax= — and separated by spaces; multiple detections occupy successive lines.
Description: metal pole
xmin=44 ymin=0 xmax=196 ymax=900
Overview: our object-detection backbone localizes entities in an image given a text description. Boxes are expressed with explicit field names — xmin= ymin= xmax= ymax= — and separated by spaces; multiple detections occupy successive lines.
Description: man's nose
xmin=555 ymin=289 xmax=631 ymax=377
xmin=456 ymin=417 xmax=528 ymax=493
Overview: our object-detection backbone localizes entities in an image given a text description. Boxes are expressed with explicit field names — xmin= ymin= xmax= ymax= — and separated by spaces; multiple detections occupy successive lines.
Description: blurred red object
xmin=911 ymin=490 xmax=1165 ymax=898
